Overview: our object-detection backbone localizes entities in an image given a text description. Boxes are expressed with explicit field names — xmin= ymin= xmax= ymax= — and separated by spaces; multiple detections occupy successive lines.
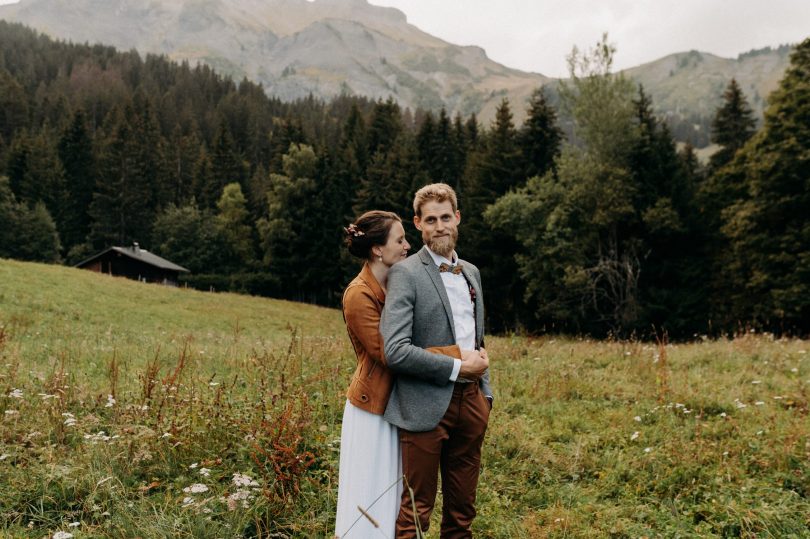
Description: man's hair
xmin=413 ymin=183 xmax=458 ymax=217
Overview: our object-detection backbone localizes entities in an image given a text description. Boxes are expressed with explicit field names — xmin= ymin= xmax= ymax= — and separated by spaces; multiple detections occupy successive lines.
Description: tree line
xmin=1 ymin=22 xmax=807 ymax=337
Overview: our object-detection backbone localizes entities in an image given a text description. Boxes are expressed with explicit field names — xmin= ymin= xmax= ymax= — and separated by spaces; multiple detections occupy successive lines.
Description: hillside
xmin=0 ymin=258 xmax=345 ymax=363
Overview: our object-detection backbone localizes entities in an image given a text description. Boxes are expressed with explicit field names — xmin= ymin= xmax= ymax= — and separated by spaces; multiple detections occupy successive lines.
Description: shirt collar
xmin=425 ymin=246 xmax=458 ymax=267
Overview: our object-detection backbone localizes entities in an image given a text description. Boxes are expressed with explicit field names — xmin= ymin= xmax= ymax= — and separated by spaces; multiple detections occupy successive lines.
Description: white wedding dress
xmin=334 ymin=400 xmax=402 ymax=538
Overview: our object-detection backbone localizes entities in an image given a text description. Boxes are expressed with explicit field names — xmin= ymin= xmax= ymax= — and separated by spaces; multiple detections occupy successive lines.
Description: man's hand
xmin=459 ymin=348 xmax=489 ymax=379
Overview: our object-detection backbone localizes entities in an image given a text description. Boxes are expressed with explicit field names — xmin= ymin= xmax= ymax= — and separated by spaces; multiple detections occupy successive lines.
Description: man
xmin=381 ymin=182 xmax=492 ymax=538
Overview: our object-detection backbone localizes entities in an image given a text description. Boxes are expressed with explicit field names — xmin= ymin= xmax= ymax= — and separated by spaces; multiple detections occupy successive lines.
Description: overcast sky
xmin=370 ymin=0 xmax=810 ymax=77
xmin=1 ymin=0 xmax=807 ymax=77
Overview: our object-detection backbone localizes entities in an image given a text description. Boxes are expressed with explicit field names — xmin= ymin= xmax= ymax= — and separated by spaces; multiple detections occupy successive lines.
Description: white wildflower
xmin=232 ymin=473 xmax=259 ymax=488
xmin=630 ymin=431 xmax=640 ymax=441
xmin=52 ymin=532 xmax=74 ymax=539
xmin=791 ymin=368 xmax=799 ymax=373
xmin=208 ymin=382 xmax=219 ymax=387
xmin=0 ymin=454 xmax=9 ymax=461
xmin=633 ymin=416 xmax=642 ymax=422
xmin=189 ymin=462 xmax=198 ymax=469
xmin=8 ymin=388 xmax=23 ymax=398
xmin=182 ymin=496 xmax=194 ymax=506
xmin=755 ymin=401 xmax=765 ymax=406
xmin=720 ymin=412 xmax=727 ymax=417
xmin=182 ymin=483 xmax=209 ymax=494
xmin=5 ymin=409 xmax=18 ymax=416
xmin=160 ymin=432 xmax=171 ymax=438
xmin=105 ymin=394 xmax=116 ymax=407
xmin=644 ymin=447 xmax=652 ymax=453
xmin=64 ymin=417 xmax=77 ymax=427
xmin=68 ymin=522 xmax=80 ymax=528
xmin=199 ymin=468 xmax=211 ymax=477
xmin=756 ymin=430 xmax=764 ymax=435
xmin=722 ymin=451 xmax=729 ymax=456
xmin=751 ymin=380 xmax=761 ymax=385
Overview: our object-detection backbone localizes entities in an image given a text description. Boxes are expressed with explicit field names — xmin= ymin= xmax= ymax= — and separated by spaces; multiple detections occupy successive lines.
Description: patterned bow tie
xmin=438 ymin=262 xmax=463 ymax=275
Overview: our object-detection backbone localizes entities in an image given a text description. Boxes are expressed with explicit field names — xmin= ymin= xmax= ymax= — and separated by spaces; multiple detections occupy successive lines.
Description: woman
xmin=335 ymin=211 xmax=460 ymax=538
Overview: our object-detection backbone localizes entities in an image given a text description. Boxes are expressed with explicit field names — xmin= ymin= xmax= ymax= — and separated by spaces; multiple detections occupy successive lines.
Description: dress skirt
xmin=334 ymin=400 xmax=402 ymax=538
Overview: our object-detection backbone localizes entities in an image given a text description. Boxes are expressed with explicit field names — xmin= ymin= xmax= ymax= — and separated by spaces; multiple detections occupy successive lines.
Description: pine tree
xmin=709 ymin=78 xmax=756 ymax=170
xmin=461 ymin=98 xmax=524 ymax=331
xmin=520 ymin=88 xmax=562 ymax=180
xmin=719 ymin=39 xmax=810 ymax=331
xmin=58 ymin=109 xmax=96 ymax=250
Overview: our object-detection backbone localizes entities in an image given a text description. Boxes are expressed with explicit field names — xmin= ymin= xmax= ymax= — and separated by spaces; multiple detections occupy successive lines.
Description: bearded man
xmin=381 ymin=182 xmax=493 ymax=538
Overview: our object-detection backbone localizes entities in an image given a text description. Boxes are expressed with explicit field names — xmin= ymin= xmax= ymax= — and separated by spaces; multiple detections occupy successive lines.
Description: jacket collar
xmin=359 ymin=261 xmax=386 ymax=304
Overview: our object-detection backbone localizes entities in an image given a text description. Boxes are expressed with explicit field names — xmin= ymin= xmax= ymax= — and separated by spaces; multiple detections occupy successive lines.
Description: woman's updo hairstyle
xmin=344 ymin=210 xmax=401 ymax=260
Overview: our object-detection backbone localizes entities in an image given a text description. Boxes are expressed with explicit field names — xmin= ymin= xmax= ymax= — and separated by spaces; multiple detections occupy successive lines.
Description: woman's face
xmin=376 ymin=220 xmax=410 ymax=267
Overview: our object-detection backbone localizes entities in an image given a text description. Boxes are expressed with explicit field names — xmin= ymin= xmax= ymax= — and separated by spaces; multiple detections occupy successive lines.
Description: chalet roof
xmin=75 ymin=244 xmax=190 ymax=273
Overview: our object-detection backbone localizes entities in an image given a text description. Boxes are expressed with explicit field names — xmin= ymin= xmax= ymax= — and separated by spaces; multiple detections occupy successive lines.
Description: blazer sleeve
xmin=343 ymin=285 xmax=386 ymax=365
xmin=381 ymin=263 xmax=457 ymax=386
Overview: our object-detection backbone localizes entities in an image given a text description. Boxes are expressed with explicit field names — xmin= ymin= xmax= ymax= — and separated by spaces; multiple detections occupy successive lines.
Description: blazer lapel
xmin=461 ymin=264 xmax=484 ymax=346
xmin=418 ymin=247 xmax=456 ymax=341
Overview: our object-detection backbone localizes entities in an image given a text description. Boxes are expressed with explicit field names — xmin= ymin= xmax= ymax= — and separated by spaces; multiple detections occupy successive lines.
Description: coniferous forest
xmin=1 ymin=22 xmax=808 ymax=338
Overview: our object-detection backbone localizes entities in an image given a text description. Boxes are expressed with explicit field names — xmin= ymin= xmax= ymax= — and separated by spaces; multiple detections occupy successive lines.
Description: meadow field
xmin=0 ymin=258 xmax=808 ymax=538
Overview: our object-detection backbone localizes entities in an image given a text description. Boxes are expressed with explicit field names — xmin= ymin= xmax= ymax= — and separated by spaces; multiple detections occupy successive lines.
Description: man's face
xmin=414 ymin=200 xmax=460 ymax=258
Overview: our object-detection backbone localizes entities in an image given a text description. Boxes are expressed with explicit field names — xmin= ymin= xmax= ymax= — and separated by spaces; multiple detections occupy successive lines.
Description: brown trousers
xmin=396 ymin=382 xmax=490 ymax=538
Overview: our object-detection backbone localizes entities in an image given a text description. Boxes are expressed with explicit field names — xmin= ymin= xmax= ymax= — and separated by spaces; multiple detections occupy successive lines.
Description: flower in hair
xmin=345 ymin=223 xmax=365 ymax=237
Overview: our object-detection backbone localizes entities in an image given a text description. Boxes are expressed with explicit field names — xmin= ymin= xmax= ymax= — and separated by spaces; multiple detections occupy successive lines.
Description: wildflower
xmin=720 ymin=412 xmax=727 ymax=417
xmin=630 ymin=431 xmax=640 ymax=441
xmin=791 ymin=368 xmax=799 ymax=373
xmin=8 ymin=388 xmax=23 ymax=398
xmin=105 ymin=395 xmax=116 ymax=407
xmin=182 ymin=483 xmax=209 ymax=494
xmin=232 ymin=473 xmax=259 ymax=488
xmin=208 ymin=382 xmax=219 ymax=387
xmin=160 ymin=432 xmax=171 ymax=438
xmin=0 ymin=454 xmax=9 ymax=461
xmin=5 ymin=409 xmax=18 ymax=416
xmin=633 ymin=416 xmax=642 ymax=422
xmin=181 ymin=496 xmax=194 ymax=506
xmin=140 ymin=405 xmax=149 ymax=411
xmin=64 ymin=417 xmax=77 ymax=427
xmin=68 ymin=522 xmax=80 ymax=528
xmin=751 ymin=380 xmax=761 ymax=385
xmin=189 ymin=462 xmax=198 ymax=469
xmin=199 ymin=468 xmax=211 ymax=477
xmin=644 ymin=447 xmax=652 ymax=453
xmin=755 ymin=401 xmax=765 ymax=406
xmin=756 ymin=430 xmax=764 ymax=435
xmin=722 ymin=451 xmax=729 ymax=456
xmin=52 ymin=532 xmax=74 ymax=539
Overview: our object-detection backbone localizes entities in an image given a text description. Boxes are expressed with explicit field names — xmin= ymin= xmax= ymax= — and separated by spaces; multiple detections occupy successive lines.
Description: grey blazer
xmin=381 ymin=246 xmax=492 ymax=432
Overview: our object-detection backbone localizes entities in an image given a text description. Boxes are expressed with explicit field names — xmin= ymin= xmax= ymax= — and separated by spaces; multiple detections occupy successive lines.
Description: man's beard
xmin=426 ymin=230 xmax=457 ymax=258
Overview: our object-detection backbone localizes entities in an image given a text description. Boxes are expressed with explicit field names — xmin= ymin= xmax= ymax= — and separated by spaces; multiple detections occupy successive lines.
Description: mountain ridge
xmin=0 ymin=0 xmax=794 ymax=135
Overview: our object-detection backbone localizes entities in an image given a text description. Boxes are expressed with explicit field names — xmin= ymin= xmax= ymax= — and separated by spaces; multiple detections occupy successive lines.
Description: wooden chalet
xmin=75 ymin=243 xmax=190 ymax=286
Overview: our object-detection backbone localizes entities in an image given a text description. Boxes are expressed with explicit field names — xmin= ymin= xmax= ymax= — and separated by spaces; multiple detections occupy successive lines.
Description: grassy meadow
xmin=1 ymin=258 xmax=808 ymax=538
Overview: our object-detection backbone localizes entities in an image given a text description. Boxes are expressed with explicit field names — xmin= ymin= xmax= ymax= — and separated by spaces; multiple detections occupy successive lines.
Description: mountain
xmin=0 ymin=0 xmax=550 ymax=122
xmin=0 ymin=0 xmax=794 ymax=135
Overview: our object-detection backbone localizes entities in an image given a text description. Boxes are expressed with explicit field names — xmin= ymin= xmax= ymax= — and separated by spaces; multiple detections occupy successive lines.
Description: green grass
xmin=1 ymin=258 xmax=809 ymax=538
